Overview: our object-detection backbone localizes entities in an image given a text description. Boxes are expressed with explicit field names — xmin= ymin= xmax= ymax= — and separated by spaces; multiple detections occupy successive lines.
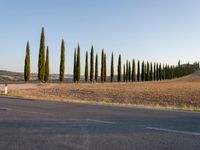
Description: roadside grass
xmin=7 ymin=94 xmax=200 ymax=112
xmin=8 ymin=86 xmax=200 ymax=112
xmin=2 ymin=74 xmax=200 ymax=112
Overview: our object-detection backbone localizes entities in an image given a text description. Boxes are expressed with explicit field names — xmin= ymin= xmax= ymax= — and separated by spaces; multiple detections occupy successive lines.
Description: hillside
xmin=0 ymin=70 xmax=73 ymax=83
xmin=171 ymin=70 xmax=200 ymax=82
xmin=0 ymin=70 xmax=24 ymax=81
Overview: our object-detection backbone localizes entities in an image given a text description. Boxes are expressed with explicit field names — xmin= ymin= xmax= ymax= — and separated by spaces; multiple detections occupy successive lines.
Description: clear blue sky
xmin=0 ymin=0 xmax=200 ymax=74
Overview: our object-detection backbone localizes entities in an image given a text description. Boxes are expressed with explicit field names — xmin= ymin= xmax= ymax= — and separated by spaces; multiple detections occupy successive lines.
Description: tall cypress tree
xmin=170 ymin=66 xmax=173 ymax=79
xmin=141 ymin=61 xmax=145 ymax=82
xmin=137 ymin=60 xmax=140 ymax=82
xmin=111 ymin=52 xmax=114 ymax=82
xmin=73 ymin=48 xmax=77 ymax=83
xmin=132 ymin=59 xmax=136 ymax=82
xmin=77 ymin=44 xmax=81 ymax=82
xmin=156 ymin=63 xmax=160 ymax=81
xmin=172 ymin=65 xmax=175 ymax=79
xmin=163 ymin=64 xmax=165 ymax=80
xmin=150 ymin=62 xmax=153 ymax=81
xmin=85 ymin=51 xmax=88 ymax=82
xmin=117 ymin=54 xmax=122 ymax=82
xmin=154 ymin=62 xmax=156 ymax=81
xmin=126 ymin=60 xmax=128 ymax=82
xmin=24 ymin=41 xmax=30 ymax=82
xmin=95 ymin=54 xmax=98 ymax=82
xmin=90 ymin=45 xmax=94 ymax=82
xmin=147 ymin=61 xmax=150 ymax=81
xmin=144 ymin=63 xmax=147 ymax=81
xmin=159 ymin=63 xmax=162 ymax=80
xmin=44 ymin=46 xmax=49 ymax=82
xmin=104 ymin=53 xmax=107 ymax=82
xmin=128 ymin=61 xmax=131 ymax=82
xmin=156 ymin=63 xmax=159 ymax=81
xmin=60 ymin=39 xmax=65 ymax=82
xmin=101 ymin=49 xmax=104 ymax=82
xmin=178 ymin=60 xmax=181 ymax=77
xmin=123 ymin=64 xmax=126 ymax=82
xmin=166 ymin=65 xmax=169 ymax=79
xmin=38 ymin=27 xmax=45 ymax=81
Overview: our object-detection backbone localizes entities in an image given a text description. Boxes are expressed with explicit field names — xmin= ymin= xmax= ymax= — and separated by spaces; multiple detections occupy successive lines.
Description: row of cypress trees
xmin=119 ymin=59 xmax=199 ymax=82
xmin=82 ymin=48 xmax=107 ymax=83
xmin=24 ymin=27 xmax=65 ymax=82
xmin=37 ymin=27 xmax=51 ymax=82
xmin=24 ymin=28 xmax=199 ymax=83
xmin=76 ymin=47 xmax=199 ymax=83
xmin=24 ymin=28 xmax=50 ymax=82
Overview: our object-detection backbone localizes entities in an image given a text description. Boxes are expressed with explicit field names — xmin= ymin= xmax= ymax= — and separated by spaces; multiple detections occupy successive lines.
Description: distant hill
xmin=0 ymin=70 xmax=73 ymax=82
xmin=0 ymin=70 xmax=24 ymax=81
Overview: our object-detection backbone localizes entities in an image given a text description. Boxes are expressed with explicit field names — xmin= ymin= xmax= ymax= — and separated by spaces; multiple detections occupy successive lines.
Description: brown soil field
xmin=2 ymin=72 xmax=200 ymax=111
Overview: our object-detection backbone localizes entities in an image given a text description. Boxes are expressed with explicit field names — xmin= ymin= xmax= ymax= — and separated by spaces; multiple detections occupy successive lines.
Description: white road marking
xmin=86 ymin=119 xmax=115 ymax=124
xmin=146 ymin=127 xmax=200 ymax=136
xmin=0 ymin=107 xmax=10 ymax=111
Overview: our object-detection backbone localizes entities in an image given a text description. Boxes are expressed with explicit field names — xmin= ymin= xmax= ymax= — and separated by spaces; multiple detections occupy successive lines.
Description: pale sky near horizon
xmin=0 ymin=0 xmax=200 ymax=74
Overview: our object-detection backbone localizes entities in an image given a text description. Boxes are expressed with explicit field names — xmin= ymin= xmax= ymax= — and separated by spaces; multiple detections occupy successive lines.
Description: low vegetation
xmin=7 ymin=73 xmax=200 ymax=111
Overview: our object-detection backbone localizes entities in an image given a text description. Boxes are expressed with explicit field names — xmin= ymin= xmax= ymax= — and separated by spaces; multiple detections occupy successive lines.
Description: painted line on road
xmin=146 ymin=127 xmax=200 ymax=136
xmin=86 ymin=119 xmax=116 ymax=124
xmin=0 ymin=107 xmax=10 ymax=111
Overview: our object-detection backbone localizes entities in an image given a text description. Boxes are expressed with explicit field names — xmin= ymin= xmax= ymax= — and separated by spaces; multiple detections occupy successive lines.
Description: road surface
xmin=0 ymin=97 xmax=199 ymax=150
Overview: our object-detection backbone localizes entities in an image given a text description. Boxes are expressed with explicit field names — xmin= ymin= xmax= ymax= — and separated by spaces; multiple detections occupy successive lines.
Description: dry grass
xmin=5 ymin=74 xmax=200 ymax=111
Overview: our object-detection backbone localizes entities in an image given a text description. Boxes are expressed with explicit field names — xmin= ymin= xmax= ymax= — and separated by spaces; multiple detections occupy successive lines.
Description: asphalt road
xmin=0 ymin=97 xmax=199 ymax=150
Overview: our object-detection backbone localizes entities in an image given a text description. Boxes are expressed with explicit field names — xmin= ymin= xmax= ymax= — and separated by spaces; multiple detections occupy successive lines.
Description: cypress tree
xmin=150 ymin=62 xmax=153 ymax=81
xmin=144 ymin=63 xmax=147 ymax=81
xmin=90 ymin=45 xmax=94 ymax=82
xmin=59 ymin=39 xmax=65 ymax=82
xmin=85 ymin=51 xmax=88 ymax=82
xmin=147 ymin=61 xmax=150 ymax=81
xmin=73 ymin=48 xmax=77 ymax=82
xmin=77 ymin=44 xmax=81 ymax=82
xmin=141 ymin=61 xmax=145 ymax=82
xmin=159 ymin=63 xmax=162 ymax=80
xmin=154 ymin=62 xmax=156 ymax=81
xmin=123 ymin=64 xmax=126 ymax=82
xmin=168 ymin=65 xmax=171 ymax=79
xmin=126 ymin=60 xmax=128 ymax=81
xmin=44 ymin=46 xmax=49 ymax=82
xmin=178 ymin=60 xmax=181 ymax=77
xmin=163 ymin=64 xmax=165 ymax=80
xmin=165 ymin=64 xmax=169 ymax=79
xmin=156 ymin=63 xmax=159 ymax=81
xmin=128 ymin=61 xmax=131 ymax=82
xmin=137 ymin=60 xmax=140 ymax=82
xmin=144 ymin=62 xmax=146 ymax=81
xmin=170 ymin=66 xmax=172 ymax=79
xmin=111 ymin=52 xmax=114 ymax=82
xmin=132 ymin=59 xmax=136 ymax=82
xmin=104 ymin=53 xmax=107 ymax=82
xmin=117 ymin=54 xmax=122 ymax=82
xmin=38 ymin=27 xmax=45 ymax=81
xmin=24 ymin=41 xmax=30 ymax=82
xmin=141 ymin=61 xmax=143 ymax=81
xmin=95 ymin=54 xmax=98 ymax=82
xmin=101 ymin=49 xmax=104 ymax=82
xmin=171 ymin=66 xmax=174 ymax=79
